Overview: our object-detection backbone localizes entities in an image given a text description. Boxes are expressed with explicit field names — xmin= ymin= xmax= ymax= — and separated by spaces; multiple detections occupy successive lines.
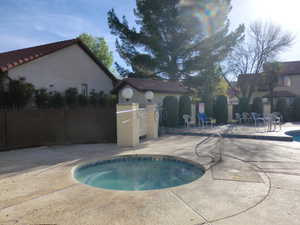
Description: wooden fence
xmin=0 ymin=107 xmax=116 ymax=149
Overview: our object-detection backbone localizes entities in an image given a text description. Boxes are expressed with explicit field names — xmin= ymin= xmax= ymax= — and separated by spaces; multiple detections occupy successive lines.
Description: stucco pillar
xmin=190 ymin=103 xmax=196 ymax=125
xmin=263 ymin=102 xmax=271 ymax=115
xmin=146 ymin=104 xmax=159 ymax=139
xmin=228 ymin=103 xmax=233 ymax=122
xmin=228 ymin=97 xmax=238 ymax=122
xmin=117 ymin=103 xmax=140 ymax=147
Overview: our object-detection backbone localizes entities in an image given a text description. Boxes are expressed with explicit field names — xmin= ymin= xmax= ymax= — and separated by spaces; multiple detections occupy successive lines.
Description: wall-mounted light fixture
xmin=121 ymin=87 xmax=134 ymax=102
xmin=262 ymin=98 xmax=269 ymax=104
xmin=145 ymin=91 xmax=154 ymax=103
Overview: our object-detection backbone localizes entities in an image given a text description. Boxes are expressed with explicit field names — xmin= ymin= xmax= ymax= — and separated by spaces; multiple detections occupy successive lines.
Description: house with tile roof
xmin=237 ymin=61 xmax=300 ymax=105
xmin=112 ymin=78 xmax=192 ymax=107
xmin=0 ymin=39 xmax=117 ymax=95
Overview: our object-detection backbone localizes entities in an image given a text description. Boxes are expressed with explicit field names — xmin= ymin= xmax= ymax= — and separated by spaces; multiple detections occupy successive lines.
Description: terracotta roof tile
xmin=0 ymin=39 xmax=77 ymax=72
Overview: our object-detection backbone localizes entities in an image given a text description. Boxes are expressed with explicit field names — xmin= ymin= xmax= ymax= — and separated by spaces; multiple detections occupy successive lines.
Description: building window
xmin=81 ymin=83 xmax=88 ymax=96
xmin=278 ymin=76 xmax=291 ymax=87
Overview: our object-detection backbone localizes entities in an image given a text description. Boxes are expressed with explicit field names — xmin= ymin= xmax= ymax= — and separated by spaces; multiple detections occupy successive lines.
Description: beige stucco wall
xmin=274 ymin=75 xmax=300 ymax=96
xmin=118 ymin=85 xmax=182 ymax=107
xmin=8 ymin=44 xmax=114 ymax=94
xmin=248 ymin=75 xmax=300 ymax=103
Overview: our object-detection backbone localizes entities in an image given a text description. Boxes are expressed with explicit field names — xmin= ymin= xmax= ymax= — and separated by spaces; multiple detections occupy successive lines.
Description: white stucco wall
xmin=8 ymin=44 xmax=114 ymax=94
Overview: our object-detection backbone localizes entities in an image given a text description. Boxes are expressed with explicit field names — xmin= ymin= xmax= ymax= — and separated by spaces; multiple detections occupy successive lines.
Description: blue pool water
xmin=286 ymin=130 xmax=300 ymax=142
xmin=74 ymin=155 xmax=204 ymax=191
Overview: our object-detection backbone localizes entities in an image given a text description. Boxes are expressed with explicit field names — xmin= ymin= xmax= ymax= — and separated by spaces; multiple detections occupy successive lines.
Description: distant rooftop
xmin=112 ymin=78 xmax=191 ymax=94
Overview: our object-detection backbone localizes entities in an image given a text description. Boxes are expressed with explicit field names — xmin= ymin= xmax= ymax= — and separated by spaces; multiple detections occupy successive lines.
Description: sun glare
xmin=256 ymin=0 xmax=299 ymax=27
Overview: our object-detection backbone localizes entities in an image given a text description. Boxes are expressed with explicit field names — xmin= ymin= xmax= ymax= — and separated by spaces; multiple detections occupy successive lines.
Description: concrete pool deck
xmin=0 ymin=134 xmax=300 ymax=225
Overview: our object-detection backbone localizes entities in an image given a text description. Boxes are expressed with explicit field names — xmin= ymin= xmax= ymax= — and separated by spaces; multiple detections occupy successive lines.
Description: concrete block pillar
xmin=146 ymin=104 xmax=159 ymax=139
xmin=191 ymin=103 xmax=196 ymax=125
xmin=263 ymin=102 xmax=271 ymax=115
xmin=228 ymin=104 xmax=233 ymax=121
xmin=228 ymin=97 xmax=239 ymax=122
xmin=117 ymin=103 xmax=140 ymax=147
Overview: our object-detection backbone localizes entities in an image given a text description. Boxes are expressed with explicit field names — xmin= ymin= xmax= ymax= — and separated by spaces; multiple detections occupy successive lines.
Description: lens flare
xmin=179 ymin=0 xmax=227 ymax=36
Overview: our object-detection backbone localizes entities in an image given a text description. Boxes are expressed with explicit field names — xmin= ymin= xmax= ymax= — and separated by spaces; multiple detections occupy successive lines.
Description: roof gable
xmin=0 ymin=39 xmax=117 ymax=83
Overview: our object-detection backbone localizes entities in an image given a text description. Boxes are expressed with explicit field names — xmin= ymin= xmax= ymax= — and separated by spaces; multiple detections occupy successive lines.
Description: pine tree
xmin=108 ymin=0 xmax=244 ymax=80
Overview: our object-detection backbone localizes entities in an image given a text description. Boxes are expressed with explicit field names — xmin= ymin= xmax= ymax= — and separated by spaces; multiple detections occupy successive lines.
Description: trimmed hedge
xmin=293 ymin=97 xmax=300 ymax=121
xmin=252 ymin=97 xmax=263 ymax=114
xmin=178 ymin=95 xmax=191 ymax=125
xmin=238 ymin=97 xmax=250 ymax=113
xmin=163 ymin=96 xmax=179 ymax=127
xmin=205 ymin=100 xmax=214 ymax=118
xmin=35 ymin=88 xmax=50 ymax=108
xmin=49 ymin=92 xmax=65 ymax=108
xmin=65 ymin=88 xmax=79 ymax=106
xmin=276 ymin=98 xmax=288 ymax=121
xmin=215 ymin=95 xmax=228 ymax=124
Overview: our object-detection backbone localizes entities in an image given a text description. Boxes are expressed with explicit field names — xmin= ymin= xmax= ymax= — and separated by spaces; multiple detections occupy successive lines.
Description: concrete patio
xmin=0 ymin=133 xmax=300 ymax=225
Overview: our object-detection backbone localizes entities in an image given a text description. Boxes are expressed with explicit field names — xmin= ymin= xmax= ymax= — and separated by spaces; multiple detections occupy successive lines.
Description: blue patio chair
xmin=241 ymin=112 xmax=251 ymax=124
xmin=251 ymin=112 xmax=265 ymax=128
xmin=198 ymin=113 xmax=215 ymax=128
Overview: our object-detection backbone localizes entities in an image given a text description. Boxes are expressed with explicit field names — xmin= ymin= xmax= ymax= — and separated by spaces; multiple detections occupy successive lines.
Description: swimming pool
xmin=74 ymin=155 xmax=205 ymax=191
xmin=285 ymin=130 xmax=300 ymax=142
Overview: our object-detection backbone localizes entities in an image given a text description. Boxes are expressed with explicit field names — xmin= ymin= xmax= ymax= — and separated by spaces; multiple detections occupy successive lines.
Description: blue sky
xmin=1 ymin=0 xmax=300 ymax=68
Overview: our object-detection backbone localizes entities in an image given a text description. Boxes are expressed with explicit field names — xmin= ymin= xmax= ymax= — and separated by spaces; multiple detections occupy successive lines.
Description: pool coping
xmin=71 ymin=154 xmax=206 ymax=192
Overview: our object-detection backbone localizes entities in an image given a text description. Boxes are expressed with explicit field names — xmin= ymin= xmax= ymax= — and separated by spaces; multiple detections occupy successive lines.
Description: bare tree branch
xmin=224 ymin=20 xmax=294 ymax=98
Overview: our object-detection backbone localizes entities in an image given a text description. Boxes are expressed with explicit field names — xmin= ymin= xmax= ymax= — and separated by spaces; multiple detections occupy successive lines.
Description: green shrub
xmin=252 ymin=97 xmax=263 ymax=114
xmin=215 ymin=95 xmax=228 ymax=124
xmin=276 ymin=98 xmax=288 ymax=121
xmin=105 ymin=94 xmax=117 ymax=107
xmin=287 ymin=105 xmax=295 ymax=122
xmin=7 ymin=77 xmax=35 ymax=107
xmin=78 ymin=94 xmax=88 ymax=106
xmin=89 ymin=89 xmax=98 ymax=106
xmin=98 ymin=91 xmax=106 ymax=106
xmin=35 ymin=88 xmax=49 ymax=108
xmin=49 ymin=92 xmax=64 ymax=108
xmin=238 ymin=97 xmax=250 ymax=113
xmin=293 ymin=97 xmax=300 ymax=121
xmin=205 ymin=99 xmax=214 ymax=118
xmin=178 ymin=96 xmax=192 ymax=125
xmin=163 ymin=96 xmax=179 ymax=127
xmin=65 ymin=88 xmax=78 ymax=106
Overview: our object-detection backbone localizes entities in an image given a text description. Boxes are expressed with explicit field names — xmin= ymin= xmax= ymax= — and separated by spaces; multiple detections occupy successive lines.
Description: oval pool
xmin=285 ymin=130 xmax=300 ymax=142
xmin=74 ymin=155 xmax=205 ymax=191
